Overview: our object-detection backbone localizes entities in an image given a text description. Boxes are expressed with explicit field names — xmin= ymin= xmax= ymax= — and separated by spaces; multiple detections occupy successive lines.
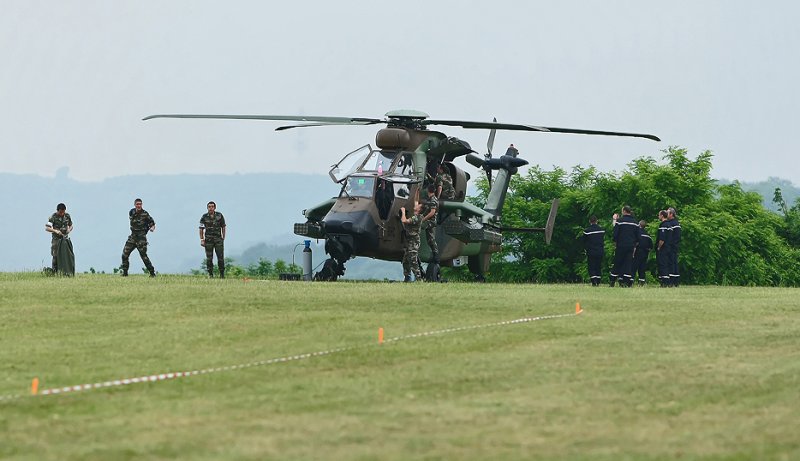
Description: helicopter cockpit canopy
xmin=329 ymin=145 xmax=415 ymax=183
xmin=342 ymin=176 xmax=376 ymax=198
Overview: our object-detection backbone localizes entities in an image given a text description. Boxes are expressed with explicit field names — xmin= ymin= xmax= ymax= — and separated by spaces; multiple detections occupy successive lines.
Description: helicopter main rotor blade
xmin=142 ymin=114 xmax=383 ymax=124
xmin=424 ymin=119 xmax=550 ymax=132
xmin=534 ymin=126 xmax=660 ymax=142
xmin=143 ymin=113 xmax=660 ymax=141
xmin=424 ymin=119 xmax=659 ymax=141
xmin=275 ymin=122 xmax=376 ymax=131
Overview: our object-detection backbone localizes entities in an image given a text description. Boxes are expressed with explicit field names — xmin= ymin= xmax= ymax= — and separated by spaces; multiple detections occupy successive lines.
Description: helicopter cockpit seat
xmin=375 ymin=179 xmax=393 ymax=221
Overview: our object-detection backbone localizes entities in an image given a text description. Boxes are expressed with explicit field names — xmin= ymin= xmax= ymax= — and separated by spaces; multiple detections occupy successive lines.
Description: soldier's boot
xmin=403 ymin=274 xmax=411 ymax=283
xmin=148 ymin=268 xmax=156 ymax=278
xmin=609 ymin=279 xmax=615 ymax=287
xmin=121 ymin=268 xmax=128 ymax=277
xmin=219 ymin=270 xmax=225 ymax=279
xmin=432 ymin=251 xmax=440 ymax=264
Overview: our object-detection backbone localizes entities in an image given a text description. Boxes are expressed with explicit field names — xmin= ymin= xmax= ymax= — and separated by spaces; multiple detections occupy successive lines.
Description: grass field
xmin=1 ymin=273 xmax=798 ymax=460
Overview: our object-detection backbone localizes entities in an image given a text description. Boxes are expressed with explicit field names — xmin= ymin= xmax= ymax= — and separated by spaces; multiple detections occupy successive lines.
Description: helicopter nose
xmin=322 ymin=210 xmax=379 ymax=252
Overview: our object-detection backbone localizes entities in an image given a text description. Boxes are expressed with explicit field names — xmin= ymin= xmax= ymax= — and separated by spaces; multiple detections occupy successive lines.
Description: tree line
xmin=449 ymin=146 xmax=800 ymax=286
xmin=191 ymin=257 xmax=301 ymax=278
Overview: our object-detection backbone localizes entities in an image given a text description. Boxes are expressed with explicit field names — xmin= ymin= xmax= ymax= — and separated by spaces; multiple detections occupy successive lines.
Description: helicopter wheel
xmin=314 ymin=258 xmax=339 ymax=281
xmin=425 ymin=263 xmax=441 ymax=283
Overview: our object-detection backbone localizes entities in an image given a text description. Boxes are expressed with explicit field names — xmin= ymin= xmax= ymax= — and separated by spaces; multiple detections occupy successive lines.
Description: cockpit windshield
xmin=342 ymin=176 xmax=376 ymax=198
xmin=329 ymin=145 xmax=410 ymax=183
xmin=329 ymin=145 xmax=372 ymax=183
xmin=361 ymin=150 xmax=395 ymax=175
xmin=328 ymin=144 xmax=414 ymax=183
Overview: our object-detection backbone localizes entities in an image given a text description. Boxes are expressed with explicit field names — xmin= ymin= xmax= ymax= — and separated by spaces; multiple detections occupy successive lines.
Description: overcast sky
xmin=2 ymin=1 xmax=798 ymax=183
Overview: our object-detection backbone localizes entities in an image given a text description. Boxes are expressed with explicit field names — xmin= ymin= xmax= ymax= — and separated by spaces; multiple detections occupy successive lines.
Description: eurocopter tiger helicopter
xmin=144 ymin=110 xmax=659 ymax=281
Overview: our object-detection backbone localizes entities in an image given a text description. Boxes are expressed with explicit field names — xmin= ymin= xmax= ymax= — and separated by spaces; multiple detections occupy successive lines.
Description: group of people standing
xmin=400 ymin=163 xmax=455 ymax=282
xmin=45 ymin=198 xmax=227 ymax=278
xmin=583 ymin=206 xmax=681 ymax=287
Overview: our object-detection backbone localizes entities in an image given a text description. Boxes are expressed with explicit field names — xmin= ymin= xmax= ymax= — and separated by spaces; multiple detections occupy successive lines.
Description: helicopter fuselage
xmin=294 ymin=125 xmax=502 ymax=279
xmin=144 ymin=109 xmax=652 ymax=281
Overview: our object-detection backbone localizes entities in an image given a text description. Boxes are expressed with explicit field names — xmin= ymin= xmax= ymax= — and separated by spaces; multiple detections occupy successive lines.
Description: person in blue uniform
xmin=582 ymin=215 xmax=605 ymax=287
xmin=609 ymin=206 xmax=640 ymax=287
xmin=666 ymin=207 xmax=681 ymax=287
xmin=632 ymin=219 xmax=653 ymax=286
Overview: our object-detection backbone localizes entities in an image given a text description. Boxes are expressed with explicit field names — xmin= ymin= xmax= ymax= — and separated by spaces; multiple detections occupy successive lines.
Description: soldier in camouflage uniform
xmin=199 ymin=201 xmax=227 ymax=278
xmin=45 ymin=203 xmax=73 ymax=272
xmin=420 ymin=184 xmax=439 ymax=262
xmin=121 ymin=198 xmax=156 ymax=277
xmin=435 ymin=163 xmax=456 ymax=201
xmin=400 ymin=201 xmax=423 ymax=282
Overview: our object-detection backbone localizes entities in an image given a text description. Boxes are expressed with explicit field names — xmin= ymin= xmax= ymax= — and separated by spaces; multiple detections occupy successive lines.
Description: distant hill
xmin=719 ymin=177 xmax=799 ymax=212
xmin=1 ymin=171 xmax=336 ymax=273
xmin=6 ymin=171 xmax=794 ymax=279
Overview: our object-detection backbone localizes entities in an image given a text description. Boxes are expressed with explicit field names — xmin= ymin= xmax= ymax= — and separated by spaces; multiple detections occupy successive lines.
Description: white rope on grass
xmin=0 ymin=309 xmax=581 ymax=401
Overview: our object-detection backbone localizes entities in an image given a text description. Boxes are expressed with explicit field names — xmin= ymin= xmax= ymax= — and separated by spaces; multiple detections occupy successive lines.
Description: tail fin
xmin=544 ymin=199 xmax=559 ymax=244
xmin=483 ymin=145 xmax=528 ymax=217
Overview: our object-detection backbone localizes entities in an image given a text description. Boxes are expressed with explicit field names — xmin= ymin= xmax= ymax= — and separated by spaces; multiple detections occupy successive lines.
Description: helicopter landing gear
xmin=425 ymin=262 xmax=441 ymax=282
xmin=468 ymin=254 xmax=489 ymax=283
xmin=314 ymin=257 xmax=346 ymax=281
xmin=314 ymin=235 xmax=352 ymax=281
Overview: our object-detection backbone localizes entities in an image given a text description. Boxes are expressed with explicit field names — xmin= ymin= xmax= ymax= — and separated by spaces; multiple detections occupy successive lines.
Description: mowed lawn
xmin=0 ymin=273 xmax=798 ymax=460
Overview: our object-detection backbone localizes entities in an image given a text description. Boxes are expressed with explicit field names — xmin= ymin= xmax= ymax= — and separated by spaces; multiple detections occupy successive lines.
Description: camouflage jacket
xmin=403 ymin=213 xmax=423 ymax=238
xmin=421 ymin=195 xmax=438 ymax=221
xmin=48 ymin=212 xmax=72 ymax=239
xmin=435 ymin=173 xmax=455 ymax=200
xmin=200 ymin=212 xmax=226 ymax=240
xmin=129 ymin=209 xmax=155 ymax=236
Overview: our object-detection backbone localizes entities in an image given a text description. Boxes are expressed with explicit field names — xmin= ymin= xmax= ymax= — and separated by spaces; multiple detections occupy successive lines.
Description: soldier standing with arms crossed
xmin=199 ymin=201 xmax=227 ymax=278
xmin=121 ymin=198 xmax=156 ymax=277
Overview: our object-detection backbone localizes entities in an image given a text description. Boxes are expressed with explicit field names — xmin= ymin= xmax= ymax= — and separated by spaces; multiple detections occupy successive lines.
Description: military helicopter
xmin=144 ymin=110 xmax=659 ymax=281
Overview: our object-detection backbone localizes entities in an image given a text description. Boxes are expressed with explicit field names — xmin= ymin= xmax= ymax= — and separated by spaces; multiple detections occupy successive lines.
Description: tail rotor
xmin=465 ymin=117 xmax=499 ymax=188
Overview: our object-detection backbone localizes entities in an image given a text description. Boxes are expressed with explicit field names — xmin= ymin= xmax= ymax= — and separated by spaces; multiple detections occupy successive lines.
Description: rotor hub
xmin=385 ymin=110 xmax=429 ymax=130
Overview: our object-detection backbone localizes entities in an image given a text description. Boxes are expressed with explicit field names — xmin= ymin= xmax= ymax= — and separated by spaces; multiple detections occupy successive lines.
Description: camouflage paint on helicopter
xmin=144 ymin=110 xmax=659 ymax=281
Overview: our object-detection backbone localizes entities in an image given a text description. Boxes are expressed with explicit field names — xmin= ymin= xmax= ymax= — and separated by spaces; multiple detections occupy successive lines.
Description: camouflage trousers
xmin=402 ymin=236 xmax=422 ymax=279
xmin=423 ymin=222 xmax=438 ymax=255
xmin=204 ymin=239 xmax=225 ymax=275
xmin=50 ymin=237 xmax=60 ymax=270
xmin=121 ymin=235 xmax=154 ymax=272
